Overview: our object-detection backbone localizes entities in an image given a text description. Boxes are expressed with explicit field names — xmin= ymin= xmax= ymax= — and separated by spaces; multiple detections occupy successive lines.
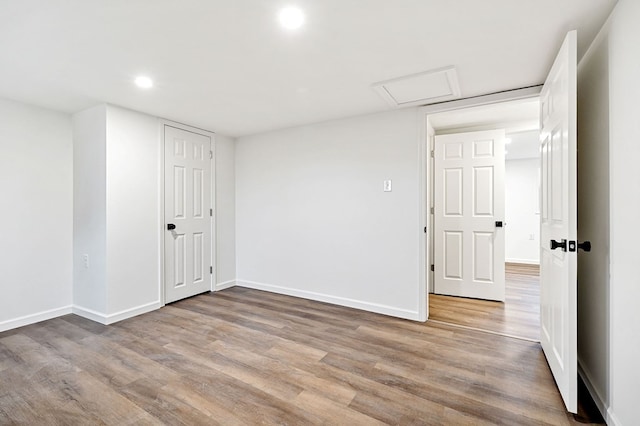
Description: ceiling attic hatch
xmin=372 ymin=66 xmax=461 ymax=108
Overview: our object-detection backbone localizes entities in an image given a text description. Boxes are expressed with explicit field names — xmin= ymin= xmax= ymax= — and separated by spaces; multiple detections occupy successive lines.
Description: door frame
xmin=418 ymin=86 xmax=542 ymax=321
xmin=159 ymin=119 xmax=216 ymax=306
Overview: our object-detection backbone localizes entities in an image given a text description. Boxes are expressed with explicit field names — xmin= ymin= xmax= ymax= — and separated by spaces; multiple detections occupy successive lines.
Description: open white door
xmin=539 ymin=30 xmax=578 ymax=414
xmin=434 ymin=129 xmax=506 ymax=302
xmin=164 ymin=125 xmax=212 ymax=304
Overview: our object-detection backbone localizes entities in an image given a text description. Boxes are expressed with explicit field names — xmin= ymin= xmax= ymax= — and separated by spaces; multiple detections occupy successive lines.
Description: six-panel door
xmin=164 ymin=125 xmax=212 ymax=304
xmin=434 ymin=129 xmax=506 ymax=302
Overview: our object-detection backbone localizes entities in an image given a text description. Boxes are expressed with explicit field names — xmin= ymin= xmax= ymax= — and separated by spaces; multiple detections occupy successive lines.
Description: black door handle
xmin=550 ymin=239 xmax=567 ymax=251
xmin=495 ymin=221 xmax=504 ymax=228
xmin=167 ymin=223 xmax=176 ymax=231
xmin=578 ymin=241 xmax=592 ymax=252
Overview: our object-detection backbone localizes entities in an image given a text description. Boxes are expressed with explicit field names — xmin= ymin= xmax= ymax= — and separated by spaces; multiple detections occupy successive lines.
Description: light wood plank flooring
xmin=0 ymin=286 xmax=601 ymax=425
xmin=429 ymin=263 xmax=541 ymax=341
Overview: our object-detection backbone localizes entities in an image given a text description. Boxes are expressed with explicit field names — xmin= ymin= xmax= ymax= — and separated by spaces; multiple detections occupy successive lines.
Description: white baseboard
xmin=606 ymin=408 xmax=621 ymax=426
xmin=0 ymin=305 xmax=73 ymax=333
xmin=578 ymin=358 xmax=614 ymax=425
xmin=73 ymin=300 xmax=161 ymax=325
xmin=236 ymin=279 xmax=420 ymax=321
xmin=505 ymin=258 xmax=540 ymax=265
xmin=72 ymin=305 xmax=107 ymax=324
xmin=215 ymin=280 xmax=236 ymax=291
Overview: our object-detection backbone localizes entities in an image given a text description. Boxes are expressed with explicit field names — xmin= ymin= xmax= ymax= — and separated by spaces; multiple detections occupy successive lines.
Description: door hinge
xmin=210 ymin=266 xmax=213 ymax=274
xmin=430 ymin=264 xmax=434 ymax=272
xmin=430 ymin=207 xmax=434 ymax=215
xmin=210 ymin=208 xmax=213 ymax=217
xmin=424 ymin=226 xmax=427 ymax=233
xmin=209 ymin=151 xmax=213 ymax=159
xmin=430 ymin=150 xmax=434 ymax=158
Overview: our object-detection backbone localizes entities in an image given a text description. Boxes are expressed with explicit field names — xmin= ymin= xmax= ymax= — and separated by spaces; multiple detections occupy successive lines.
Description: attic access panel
xmin=373 ymin=66 xmax=461 ymax=108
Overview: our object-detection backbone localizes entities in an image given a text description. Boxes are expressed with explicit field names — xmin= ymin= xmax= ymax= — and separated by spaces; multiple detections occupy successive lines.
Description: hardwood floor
xmin=429 ymin=263 xmax=541 ymax=341
xmin=0 ymin=286 xmax=601 ymax=425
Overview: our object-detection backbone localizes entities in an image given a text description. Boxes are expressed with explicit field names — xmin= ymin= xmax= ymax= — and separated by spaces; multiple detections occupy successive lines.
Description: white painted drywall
xmin=105 ymin=105 xmax=161 ymax=315
xmin=0 ymin=98 xmax=73 ymax=330
xmin=505 ymin=158 xmax=540 ymax=264
xmin=608 ymin=1 xmax=640 ymax=424
xmin=73 ymin=104 xmax=236 ymax=324
xmin=235 ymin=109 xmax=421 ymax=319
xmin=73 ymin=104 xmax=108 ymax=314
xmin=215 ymin=134 xmax=236 ymax=288
xmin=576 ymin=14 xmax=611 ymax=421
xmin=73 ymin=104 xmax=161 ymax=321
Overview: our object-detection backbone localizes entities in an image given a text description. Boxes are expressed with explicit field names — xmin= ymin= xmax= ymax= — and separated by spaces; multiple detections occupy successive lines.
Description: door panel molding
xmin=160 ymin=121 xmax=216 ymax=305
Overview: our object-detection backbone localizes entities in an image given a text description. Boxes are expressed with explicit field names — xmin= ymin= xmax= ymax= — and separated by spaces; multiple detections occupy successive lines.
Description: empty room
xmin=1 ymin=1 xmax=638 ymax=425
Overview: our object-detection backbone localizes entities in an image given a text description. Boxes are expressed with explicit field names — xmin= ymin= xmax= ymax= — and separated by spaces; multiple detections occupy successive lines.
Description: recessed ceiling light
xmin=279 ymin=6 xmax=305 ymax=30
xmin=135 ymin=76 xmax=153 ymax=89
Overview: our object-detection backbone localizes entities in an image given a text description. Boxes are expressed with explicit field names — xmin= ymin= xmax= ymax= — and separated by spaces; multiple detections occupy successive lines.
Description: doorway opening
xmin=426 ymin=97 xmax=541 ymax=341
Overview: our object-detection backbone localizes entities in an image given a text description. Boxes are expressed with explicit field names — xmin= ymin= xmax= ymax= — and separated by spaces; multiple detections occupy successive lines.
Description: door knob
xmin=568 ymin=240 xmax=592 ymax=252
xmin=495 ymin=221 xmax=505 ymax=228
xmin=550 ymin=239 xmax=567 ymax=251
xmin=167 ymin=223 xmax=176 ymax=231
xmin=578 ymin=241 xmax=591 ymax=252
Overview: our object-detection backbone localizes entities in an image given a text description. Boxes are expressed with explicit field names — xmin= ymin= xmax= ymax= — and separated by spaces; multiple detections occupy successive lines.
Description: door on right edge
xmin=539 ymin=30 xmax=578 ymax=414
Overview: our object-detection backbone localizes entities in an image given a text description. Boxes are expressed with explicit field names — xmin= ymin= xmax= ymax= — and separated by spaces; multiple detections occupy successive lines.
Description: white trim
xmin=505 ymin=258 xmax=540 ymax=265
xmin=0 ymin=306 xmax=73 ymax=332
xmin=578 ymin=358 xmax=611 ymax=425
xmin=215 ymin=280 xmax=236 ymax=291
xmin=71 ymin=305 xmax=108 ymax=324
xmin=236 ymin=280 xmax=420 ymax=321
xmin=73 ymin=301 xmax=161 ymax=325
xmin=607 ymin=408 xmax=622 ymax=426
xmin=419 ymin=86 xmax=542 ymax=115
xmin=417 ymin=108 xmax=428 ymax=322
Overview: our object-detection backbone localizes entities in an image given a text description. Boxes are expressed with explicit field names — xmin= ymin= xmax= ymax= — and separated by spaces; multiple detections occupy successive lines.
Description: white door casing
xmin=434 ymin=129 xmax=506 ymax=302
xmin=539 ymin=30 xmax=578 ymax=414
xmin=164 ymin=125 xmax=212 ymax=304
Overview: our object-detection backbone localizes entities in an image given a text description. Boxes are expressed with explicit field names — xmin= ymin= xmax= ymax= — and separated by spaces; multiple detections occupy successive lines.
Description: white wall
xmin=235 ymin=109 xmax=422 ymax=319
xmin=576 ymin=1 xmax=640 ymax=424
xmin=73 ymin=104 xmax=108 ymax=314
xmin=73 ymin=104 xmax=164 ymax=322
xmin=105 ymin=106 xmax=161 ymax=316
xmin=0 ymin=98 xmax=73 ymax=331
xmin=576 ymin=15 xmax=610 ymax=422
xmin=608 ymin=1 xmax=640 ymax=424
xmin=215 ymin=134 xmax=236 ymax=288
xmin=505 ymin=158 xmax=540 ymax=264
xmin=73 ymin=103 xmax=237 ymax=324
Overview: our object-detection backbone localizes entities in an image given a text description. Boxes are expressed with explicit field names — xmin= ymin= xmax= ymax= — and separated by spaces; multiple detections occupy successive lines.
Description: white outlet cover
xmin=384 ymin=180 xmax=392 ymax=192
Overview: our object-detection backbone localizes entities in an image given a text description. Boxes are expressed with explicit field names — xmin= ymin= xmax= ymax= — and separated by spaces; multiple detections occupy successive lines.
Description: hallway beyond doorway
xmin=429 ymin=263 xmax=540 ymax=341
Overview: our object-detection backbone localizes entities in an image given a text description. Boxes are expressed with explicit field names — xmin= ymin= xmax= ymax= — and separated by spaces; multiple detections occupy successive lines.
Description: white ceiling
xmin=0 ymin=0 xmax=616 ymax=137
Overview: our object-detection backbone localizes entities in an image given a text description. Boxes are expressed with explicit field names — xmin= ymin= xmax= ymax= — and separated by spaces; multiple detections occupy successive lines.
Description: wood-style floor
xmin=0 ymin=286 xmax=601 ymax=425
xmin=429 ymin=263 xmax=541 ymax=341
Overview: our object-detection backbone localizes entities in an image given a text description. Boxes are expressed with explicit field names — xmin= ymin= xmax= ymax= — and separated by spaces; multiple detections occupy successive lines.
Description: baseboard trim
xmin=606 ymin=408 xmax=621 ymax=426
xmin=73 ymin=301 xmax=161 ymax=325
xmin=0 ymin=305 xmax=73 ymax=332
xmin=578 ymin=358 xmax=613 ymax=425
xmin=505 ymin=258 xmax=540 ymax=265
xmin=236 ymin=279 xmax=420 ymax=321
xmin=215 ymin=280 xmax=236 ymax=291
